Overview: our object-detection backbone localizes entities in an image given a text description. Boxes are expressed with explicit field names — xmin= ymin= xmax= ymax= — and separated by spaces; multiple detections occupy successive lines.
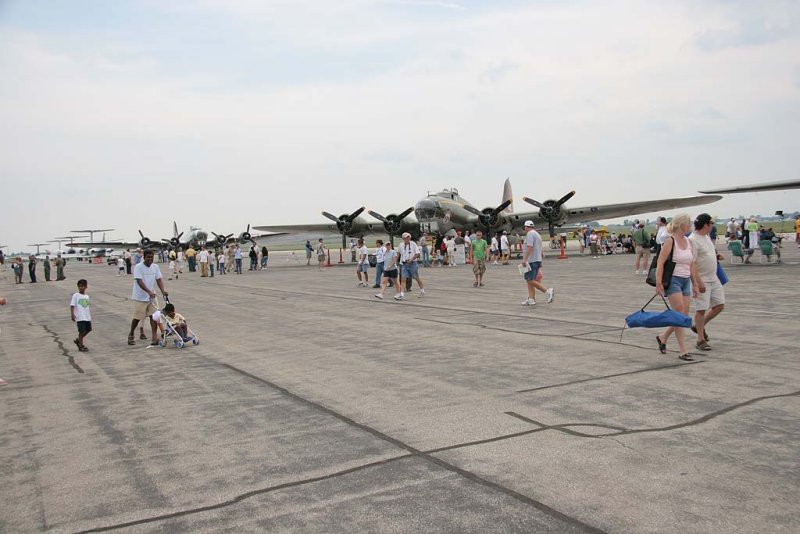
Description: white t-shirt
xmin=358 ymin=246 xmax=369 ymax=264
xmin=690 ymin=232 xmax=718 ymax=282
xmin=218 ymin=253 xmax=225 ymax=264
xmin=399 ymin=241 xmax=419 ymax=263
xmin=117 ymin=258 xmax=124 ymax=268
xmin=71 ymin=292 xmax=91 ymax=322
xmin=375 ymin=245 xmax=386 ymax=263
xmin=132 ymin=261 xmax=162 ymax=302
xmin=500 ymin=235 xmax=510 ymax=250
xmin=198 ymin=250 xmax=209 ymax=263
xmin=656 ymin=226 xmax=668 ymax=245
xmin=446 ymin=239 xmax=455 ymax=252
xmin=491 ymin=237 xmax=498 ymax=251
xmin=524 ymin=229 xmax=543 ymax=262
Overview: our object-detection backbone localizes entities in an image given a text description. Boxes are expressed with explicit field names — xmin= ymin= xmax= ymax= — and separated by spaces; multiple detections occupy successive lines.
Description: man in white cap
xmin=519 ymin=220 xmax=554 ymax=306
xmin=500 ymin=230 xmax=510 ymax=265
xmin=396 ymin=232 xmax=424 ymax=300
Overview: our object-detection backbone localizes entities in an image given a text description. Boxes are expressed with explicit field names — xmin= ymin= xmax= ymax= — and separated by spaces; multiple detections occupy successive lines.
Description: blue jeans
xmin=209 ymin=263 xmax=214 ymax=277
xmin=235 ymin=258 xmax=243 ymax=274
xmin=219 ymin=262 xmax=226 ymax=274
xmin=422 ymin=246 xmax=430 ymax=267
xmin=374 ymin=262 xmax=384 ymax=287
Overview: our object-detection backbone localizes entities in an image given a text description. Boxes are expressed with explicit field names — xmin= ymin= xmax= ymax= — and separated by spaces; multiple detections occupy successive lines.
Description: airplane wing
xmin=66 ymin=241 xmax=140 ymax=248
xmin=252 ymin=223 xmax=342 ymax=234
xmin=698 ymin=179 xmax=800 ymax=194
xmin=506 ymin=194 xmax=723 ymax=230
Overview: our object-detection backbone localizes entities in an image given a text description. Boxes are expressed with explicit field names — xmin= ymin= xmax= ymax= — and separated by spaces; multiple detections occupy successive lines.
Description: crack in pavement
xmin=33 ymin=323 xmax=84 ymax=374
xmin=506 ymin=389 xmax=800 ymax=438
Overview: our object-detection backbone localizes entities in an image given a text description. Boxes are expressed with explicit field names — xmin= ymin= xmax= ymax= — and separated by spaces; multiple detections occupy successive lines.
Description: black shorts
xmin=77 ymin=321 xmax=92 ymax=335
xmin=383 ymin=268 xmax=398 ymax=279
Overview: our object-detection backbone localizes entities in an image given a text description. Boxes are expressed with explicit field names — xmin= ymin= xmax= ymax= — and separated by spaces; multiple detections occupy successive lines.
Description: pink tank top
xmin=671 ymin=237 xmax=693 ymax=278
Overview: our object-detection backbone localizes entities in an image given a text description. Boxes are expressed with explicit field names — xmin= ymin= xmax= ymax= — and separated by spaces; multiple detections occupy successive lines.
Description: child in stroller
xmin=152 ymin=301 xmax=198 ymax=348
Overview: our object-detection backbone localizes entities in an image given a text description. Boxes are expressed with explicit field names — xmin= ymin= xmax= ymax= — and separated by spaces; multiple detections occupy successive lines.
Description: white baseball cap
xmin=401 ymin=232 xmax=411 ymax=238
xmin=523 ymin=220 xmax=534 ymax=227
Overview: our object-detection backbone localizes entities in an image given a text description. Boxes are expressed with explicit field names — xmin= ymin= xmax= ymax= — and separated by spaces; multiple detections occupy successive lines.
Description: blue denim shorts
xmin=524 ymin=261 xmax=541 ymax=281
xmin=667 ymin=275 xmax=692 ymax=297
xmin=401 ymin=262 xmax=419 ymax=279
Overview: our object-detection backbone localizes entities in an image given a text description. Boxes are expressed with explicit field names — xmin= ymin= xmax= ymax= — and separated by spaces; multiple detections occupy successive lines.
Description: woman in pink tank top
xmin=655 ymin=213 xmax=699 ymax=361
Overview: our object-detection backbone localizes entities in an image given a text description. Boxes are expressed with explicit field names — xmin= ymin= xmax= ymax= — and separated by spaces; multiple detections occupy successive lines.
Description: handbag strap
xmin=641 ymin=293 xmax=671 ymax=312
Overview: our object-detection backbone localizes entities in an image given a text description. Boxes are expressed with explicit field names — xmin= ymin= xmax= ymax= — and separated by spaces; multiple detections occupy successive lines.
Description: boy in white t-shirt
xmin=116 ymin=257 xmax=125 ymax=276
xmin=356 ymin=238 xmax=370 ymax=287
xmin=70 ymin=279 xmax=92 ymax=352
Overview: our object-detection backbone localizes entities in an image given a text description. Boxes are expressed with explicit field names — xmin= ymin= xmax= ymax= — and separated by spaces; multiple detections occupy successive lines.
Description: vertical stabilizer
xmin=173 ymin=221 xmax=179 ymax=238
xmin=502 ymin=178 xmax=513 ymax=213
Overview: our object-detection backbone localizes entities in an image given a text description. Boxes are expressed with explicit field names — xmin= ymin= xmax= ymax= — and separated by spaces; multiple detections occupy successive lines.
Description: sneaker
xmin=357 ymin=282 xmax=364 ymax=287
xmin=545 ymin=288 xmax=555 ymax=303
xmin=520 ymin=298 xmax=536 ymax=306
xmin=374 ymin=294 xmax=383 ymax=300
xmin=394 ymin=293 xmax=405 ymax=301
xmin=635 ymin=270 xmax=640 ymax=274
xmin=418 ymin=289 xmax=425 ymax=298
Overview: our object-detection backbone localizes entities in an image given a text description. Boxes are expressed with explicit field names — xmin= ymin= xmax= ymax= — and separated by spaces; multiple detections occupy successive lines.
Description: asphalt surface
xmin=1 ymin=242 xmax=798 ymax=533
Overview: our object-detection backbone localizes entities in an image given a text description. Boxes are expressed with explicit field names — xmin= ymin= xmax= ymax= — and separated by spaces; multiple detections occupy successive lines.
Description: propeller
xmin=138 ymin=230 xmax=153 ymax=249
xmin=463 ymin=199 xmax=512 ymax=229
xmin=212 ymin=232 xmax=234 ymax=247
xmin=239 ymin=224 xmax=252 ymax=244
xmin=160 ymin=231 xmax=184 ymax=249
xmin=322 ymin=207 xmax=365 ymax=249
xmin=522 ymin=191 xmax=576 ymax=237
xmin=368 ymin=207 xmax=414 ymax=246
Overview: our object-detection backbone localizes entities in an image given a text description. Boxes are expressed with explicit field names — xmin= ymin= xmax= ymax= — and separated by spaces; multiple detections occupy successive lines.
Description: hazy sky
xmin=2 ymin=0 xmax=799 ymax=252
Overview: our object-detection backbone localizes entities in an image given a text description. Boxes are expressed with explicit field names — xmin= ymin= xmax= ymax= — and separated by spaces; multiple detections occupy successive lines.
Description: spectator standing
xmin=446 ymin=235 xmax=456 ymax=266
xmin=689 ymin=214 xmax=725 ymax=351
xmin=261 ymin=246 xmax=269 ymax=270
xmin=519 ymin=220 xmax=554 ymax=306
xmin=420 ymin=234 xmax=430 ymax=267
xmin=795 ymin=215 xmax=800 ymax=247
xmin=632 ymin=224 xmax=651 ymax=275
xmin=373 ymin=240 xmax=385 ymax=289
xmin=316 ymin=239 xmax=327 ymax=270
xmin=124 ymin=249 xmax=132 ymax=274
xmin=13 ymin=257 xmax=24 ymax=284
xmin=70 ymin=279 xmax=92 ymax=352
xmin=55 ymin=254 xmax=66 ymax=281
xmin=374 ymin=241 xmax=401 ymax=300
xmin=28 ymin=255 xmax=37 ymax=283
xmin=185 ymin=245 xmax=197 ymax=272
xmin=500 ymin=231 xmax=510 ymax=265
xmin=350 ymin=238 xmax=358 ymax=262
xmin=217 ymin=250 xmax=226 ymax=275
xmin=248 ymin=245 xmax=257 ymax=270
xmin=746 ymin=217 xmax=760 ymax=251
xmin=43 ymin=255 xmax=51 ymax=281
xmin=356 ymin=239 xmax=370 ymax=287
xmin=725 ymin=218 xmax=736 ymax=242
xmin=471 ymin=230 xmax=488 ymax=287
xmin=305 ymin=240 xmax=313 ymax=265
xmin=589 ymin=230 xmax=599 ymax=258
xmin=235 ymin=245 xmax=243 ymax=274
xmin=198 ymin=246 xmax=209 ymax=277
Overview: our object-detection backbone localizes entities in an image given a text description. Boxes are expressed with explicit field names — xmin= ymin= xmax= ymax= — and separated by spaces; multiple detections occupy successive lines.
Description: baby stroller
xmin=152 ymin=297 xmax=199 ymax=349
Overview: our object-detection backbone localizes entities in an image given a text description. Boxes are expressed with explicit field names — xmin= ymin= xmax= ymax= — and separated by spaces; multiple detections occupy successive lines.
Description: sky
xmin=1 ymin=0 xmax=799 ymax=252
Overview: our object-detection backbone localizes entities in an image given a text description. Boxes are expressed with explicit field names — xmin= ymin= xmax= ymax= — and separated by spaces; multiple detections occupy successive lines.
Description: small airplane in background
xmin=67 ymin=222 xmax=261 ymax=251
xmin=255 ymin=179 xmax=722 ymax=247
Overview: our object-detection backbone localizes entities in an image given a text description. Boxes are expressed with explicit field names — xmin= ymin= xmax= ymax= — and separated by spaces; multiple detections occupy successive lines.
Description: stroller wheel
xmin=158 ymin=340 xmax=166 ymax=348
xmin=192 ymin=337 xmax=199 ymax=345
xmin=176 ymin=339 xmax=185 ymax=348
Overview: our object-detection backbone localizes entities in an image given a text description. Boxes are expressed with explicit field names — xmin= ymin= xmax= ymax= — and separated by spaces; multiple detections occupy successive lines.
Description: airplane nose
xmin=414 ymin=199 xmax=438 ymax=221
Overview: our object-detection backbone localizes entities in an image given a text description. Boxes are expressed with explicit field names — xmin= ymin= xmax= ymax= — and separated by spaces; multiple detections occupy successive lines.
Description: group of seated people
xmin=727 ymin=228 xmax=782 ymax=264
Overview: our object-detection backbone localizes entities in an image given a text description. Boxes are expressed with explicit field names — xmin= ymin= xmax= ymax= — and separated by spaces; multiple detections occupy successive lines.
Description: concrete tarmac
xmin=1 ymin=244 xmax=798 ymax=533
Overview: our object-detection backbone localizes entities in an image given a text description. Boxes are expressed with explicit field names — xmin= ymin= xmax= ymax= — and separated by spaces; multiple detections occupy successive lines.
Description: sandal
xmin=678 ymin=353 xmax=695 ymax=361
xmin=690 ymin=325 xmax=709 ymax=341
xmin=656 ymin=335 xmax=667 ymax=354
xmin=79 ymin=346 xmax=89 ymax=352
xmin=696 ymin=340 xmax=711 ymax=351
xmin=139 ymin=333 xmax=148 ymax=340
xmin=127 ymin=334 xmax=136 ymax=346
xmin=74 ymin=339 xmax=81 ymax=349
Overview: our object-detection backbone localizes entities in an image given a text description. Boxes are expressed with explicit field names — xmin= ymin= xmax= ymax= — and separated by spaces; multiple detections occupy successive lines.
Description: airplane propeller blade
xmin=491 ymin=199 xmax=513 ymax=216
xmin=463 ymin=205 xmax=483 ymax=217
xmin=321 ymin=211 xmax=340 ymax=223
xmin=522 ymin=197 xmax=546 ymax=210
xmin=367 ymin=210 xmax=390 ymax=223
xmin=348 ymin=207 xmax=365 ymax=220
xmin=555 ymin=191 xmax=576 ymax=207
xmin=398 ymin=206 xmax=414 ymax=220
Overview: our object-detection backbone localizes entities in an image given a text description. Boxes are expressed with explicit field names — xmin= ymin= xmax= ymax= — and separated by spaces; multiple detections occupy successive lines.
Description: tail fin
xmin=502 ymin=178 xmax=513 ymax=214
xmin=173 ymin=221 xmax=179 ymax=238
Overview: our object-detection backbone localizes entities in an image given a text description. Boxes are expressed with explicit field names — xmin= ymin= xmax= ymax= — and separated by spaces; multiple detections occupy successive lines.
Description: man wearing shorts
xmin=471 ymin=230 xmax=488 ymax=287
xmin=632 ymin=223 xmax=651 ymax=275
xmin=689 ymin=213 xmax=725 ymax=351
xmin=395 ymin=232 xmax=424 ymax=300
xmin=128 ymin=250 xmax=168 ymax=346
xmin=519 ymin=220 xmax=554 ymax=306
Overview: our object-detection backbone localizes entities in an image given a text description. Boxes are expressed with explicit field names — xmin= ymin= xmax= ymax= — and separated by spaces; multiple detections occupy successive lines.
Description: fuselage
xmin=414 ymin=189 xmax=478 ymax=235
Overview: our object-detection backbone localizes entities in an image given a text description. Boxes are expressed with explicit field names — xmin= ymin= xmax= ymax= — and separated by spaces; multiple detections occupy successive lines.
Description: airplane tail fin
xmin=502 ymin=178 xmax=513 ymax=214
xmin=173 ymin=221 xmax=179 ymax=238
